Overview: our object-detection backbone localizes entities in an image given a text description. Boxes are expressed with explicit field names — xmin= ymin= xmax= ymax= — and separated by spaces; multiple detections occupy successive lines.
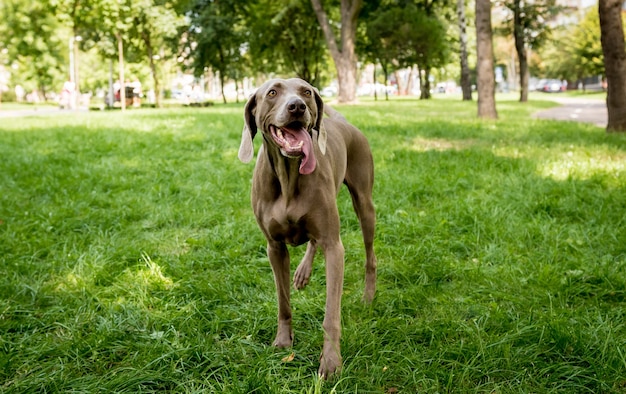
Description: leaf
xmin=281 ymin=352 xmax=295 ymax=362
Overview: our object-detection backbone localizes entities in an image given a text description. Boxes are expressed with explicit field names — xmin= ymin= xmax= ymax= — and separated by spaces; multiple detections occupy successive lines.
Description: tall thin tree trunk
xmin=513 ymin=0 xmax=528 ymax=102
xmin=599 ymin=0 xmax=626 ymax=132
xmin=420 ymin=66 xmax=432 ymax=100
xmin=142 ymin=30 xmax=161 ymax=108
xmin=117 ymin=32 xmax=126 ymax=112
xmin=382 ymin=63 xmax=389 ymax=101
xmin=457 ymin=0 xmax=472 ymax=100
xmin=475 ymin=0 xmax=498 ymax=118
xmin=219 ymin=71 xmax=227 ymax=104
xmin=108 ymin=58 xmax=114 ymax=108
xmin=415 ymin=65 xmax=421 ymax=97
xmin=373 ymin=65 xmax=377 ymax=101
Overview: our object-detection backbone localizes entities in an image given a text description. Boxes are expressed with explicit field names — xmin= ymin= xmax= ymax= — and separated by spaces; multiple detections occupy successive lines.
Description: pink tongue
xmin=283 ymin=126 xmax=316 ymax=175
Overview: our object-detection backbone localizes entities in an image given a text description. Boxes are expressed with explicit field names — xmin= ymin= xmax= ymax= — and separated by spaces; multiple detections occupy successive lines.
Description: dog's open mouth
xmin=269 ymin=124 xmax=316 ymax=174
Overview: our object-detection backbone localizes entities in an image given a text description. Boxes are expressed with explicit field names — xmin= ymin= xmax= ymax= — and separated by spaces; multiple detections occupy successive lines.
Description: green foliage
xmin=361 ymin=1 xmax=451 ymax=99
xmin=367 ymin=5 xmax=449 ymax=71
xmin=535 ymin=8 xmax=604 ymax=81
xmin=1 ymin=98 xmax=626 ymax=392
xmin=186 ymin=0 xmax=247 ymax=101
xmin=0 ymin=0 xmax=66 ymax=94
xmin=497 ymin=0 xmax=559 ymax=51
xmin=571 ymin=8 xmax=605 ymax=78
xmin=244 ymin=0 xmax=330 ymax=87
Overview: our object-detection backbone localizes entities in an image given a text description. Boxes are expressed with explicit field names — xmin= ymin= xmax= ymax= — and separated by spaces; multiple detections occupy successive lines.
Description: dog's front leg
xmin=294 ymin=241 xmax=317 ymax=290
xmin=267 ymin=240 xmax=294 ymax=348
xmin=319 ymin=239 xmax=345 ymax=378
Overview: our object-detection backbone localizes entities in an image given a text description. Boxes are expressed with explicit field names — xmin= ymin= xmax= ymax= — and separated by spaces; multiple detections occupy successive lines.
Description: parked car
xmin=536 ymin=79 xmax=565 ymax=93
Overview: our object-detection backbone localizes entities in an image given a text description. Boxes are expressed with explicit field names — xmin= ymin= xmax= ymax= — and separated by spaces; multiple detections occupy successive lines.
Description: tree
xmin=0 ymin=0 xmax=66 ymax=98
xmin=599 ymin=0 xmax=626 ymax=132
xmin=500 ymin=0 xmax=557 ymax=102
xmin=571 ymin=9 xmax=604 ymax=86
xmin=187 ymin=0 xmax=246 ymax=104
xmin=310 ymin=0 xmax=362 ymax=103
xmin=532 ymin=7 xmax=613 ymax=91
xmin=129 ymin=0 xmax=185 ymax=108
xmin=360 ymin=9 xmax=396 ymax=101
xmin=475 ymin=0 xmax=497 ymax=118
xmin=101 ymin=0 xmax=134 ymax=111
xmin=457 ymin=0 xmax=472 ymax=100
xmin=362 ymin=4 xmax=449 ymax=100
xmin=245 ymin=0 xmax=328 ymax=87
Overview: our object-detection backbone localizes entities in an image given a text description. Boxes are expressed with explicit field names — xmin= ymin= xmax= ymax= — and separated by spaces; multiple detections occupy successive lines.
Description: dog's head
xmin=238 ymin=78 xmax=327 ymax=175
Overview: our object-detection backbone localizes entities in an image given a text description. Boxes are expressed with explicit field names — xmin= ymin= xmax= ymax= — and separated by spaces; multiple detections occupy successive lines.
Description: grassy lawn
xmin=1 ymin=97 xmax=625 ymax=393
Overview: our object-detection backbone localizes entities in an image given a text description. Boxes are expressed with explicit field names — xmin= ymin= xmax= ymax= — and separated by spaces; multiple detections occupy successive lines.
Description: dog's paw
xmin=362 ymin=285 xmax=376 ymax=304
xmin=318 ymin=350 xmax=342 ymax=379
xmin=272 ymin=326 xmax=293 ymax=348
xmin=293 ymin=260 xmax=312 ymax=290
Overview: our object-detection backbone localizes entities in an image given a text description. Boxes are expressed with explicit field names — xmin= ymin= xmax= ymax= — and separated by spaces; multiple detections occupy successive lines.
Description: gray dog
xmin=238 ymin=78 xmax=377 ymax=377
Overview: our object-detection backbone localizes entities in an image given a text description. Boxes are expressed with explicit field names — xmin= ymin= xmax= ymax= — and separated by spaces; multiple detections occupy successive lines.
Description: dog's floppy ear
xmin=238 ymin=93 xmax=257 ymax=163
xmin=313 ymin=88 xmax=327 ymax=155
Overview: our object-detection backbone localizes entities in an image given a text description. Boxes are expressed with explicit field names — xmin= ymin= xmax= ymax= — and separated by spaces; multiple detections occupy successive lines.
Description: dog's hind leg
xmin=344 ymin=153 xmax=377 ymax=303
xmin=347 ymin=187 xmax=377 ymax=303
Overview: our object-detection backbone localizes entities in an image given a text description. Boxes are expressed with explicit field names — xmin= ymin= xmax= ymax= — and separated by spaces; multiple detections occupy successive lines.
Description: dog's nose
xmin=287 ymin=98 xmax=307 ymax=116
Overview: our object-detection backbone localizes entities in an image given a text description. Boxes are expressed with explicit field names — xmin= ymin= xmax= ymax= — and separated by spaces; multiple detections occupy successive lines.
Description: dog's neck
xmin=263 ymin=138 xmax=304 ymax=203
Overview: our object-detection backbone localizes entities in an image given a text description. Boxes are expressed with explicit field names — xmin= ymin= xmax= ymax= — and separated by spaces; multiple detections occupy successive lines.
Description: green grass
xmin=1 ymin=97 xmax=625 ymax=393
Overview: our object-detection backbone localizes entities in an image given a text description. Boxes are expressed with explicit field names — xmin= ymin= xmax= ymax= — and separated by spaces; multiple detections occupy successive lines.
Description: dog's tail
xmin=323 ymin=105 xmax=346 ymax=121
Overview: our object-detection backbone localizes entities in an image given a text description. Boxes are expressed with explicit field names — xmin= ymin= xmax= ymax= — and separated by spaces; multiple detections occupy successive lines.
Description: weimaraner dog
xmin=238 ymin=78 xmax=377 ymax=377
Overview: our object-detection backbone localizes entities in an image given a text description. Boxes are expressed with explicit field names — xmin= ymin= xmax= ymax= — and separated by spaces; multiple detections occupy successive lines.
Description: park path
xmin=532 ymin=95 xmax=607 ymax=127
xmin=0 ymin=107 xmax=88 ymax=119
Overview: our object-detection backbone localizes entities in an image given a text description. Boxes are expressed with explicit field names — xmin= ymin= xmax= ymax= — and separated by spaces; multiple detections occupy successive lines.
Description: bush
xmin=1 ymin=89 xmax=17 ymax=102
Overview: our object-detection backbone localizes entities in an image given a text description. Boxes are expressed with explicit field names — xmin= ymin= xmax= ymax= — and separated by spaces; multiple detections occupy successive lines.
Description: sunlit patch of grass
xmin=410 ymin=136 xmax=481 ymax=152
xmin=1 ymin=98 xmax=626 ymax=392
xmin=538 ymin=147 xmax=626 ymax=181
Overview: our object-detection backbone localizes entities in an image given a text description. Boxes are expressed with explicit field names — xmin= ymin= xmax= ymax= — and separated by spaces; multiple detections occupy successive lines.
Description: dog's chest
xmin=260 ymin=199 xmax=311 ymax=246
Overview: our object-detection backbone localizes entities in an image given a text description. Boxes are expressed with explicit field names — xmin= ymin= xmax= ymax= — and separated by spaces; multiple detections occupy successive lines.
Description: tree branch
xmin=310 ymin=0 xmax=340 ymax=59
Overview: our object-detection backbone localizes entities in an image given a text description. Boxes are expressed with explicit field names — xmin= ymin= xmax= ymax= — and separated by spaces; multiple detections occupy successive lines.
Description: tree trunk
xmin=513 ymin=0 xmax=528 ymax=102
xmin=415 ymin=65 xmax=422 ymax=97
xmin=394 ymin=69 xmax=407 ymax=95
xmin=457 ymin=0 xmax=472 ymax=100
xmin=407 ymin=66 xmax=416 ymax=97
xmin=475 ymin=0 xmax=498 ymax=119
xmin=142 ymin=30 xmax=161 ymax=108
xmin=599 ymin=0 xmax=626 ymax=132
xmin=373 ymin=65 xmax=377 ymax=101
xmin=310 ymin=0 xmax=362 ymax=103
xmin=420 ymin=66 xmax=432 ymax=100
xmin=73 ymin=32 xmax=81 ymax=109
xmin=382 ymin=62 xmax=389 ymax=101
xmin=219 ymin=71 xmax=227 ymax=104
xmin=108 ymin=59 xmax=114 ymax=108
xmin=117 ymin=32 xmax=126 ymax=112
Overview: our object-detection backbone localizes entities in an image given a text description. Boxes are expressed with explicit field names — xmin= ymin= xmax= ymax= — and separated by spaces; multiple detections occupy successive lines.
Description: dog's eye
xmin=267 ymin=89 xmax=277 ymax=97
xmin=304 ymin=90 xmax=312 ymax=97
